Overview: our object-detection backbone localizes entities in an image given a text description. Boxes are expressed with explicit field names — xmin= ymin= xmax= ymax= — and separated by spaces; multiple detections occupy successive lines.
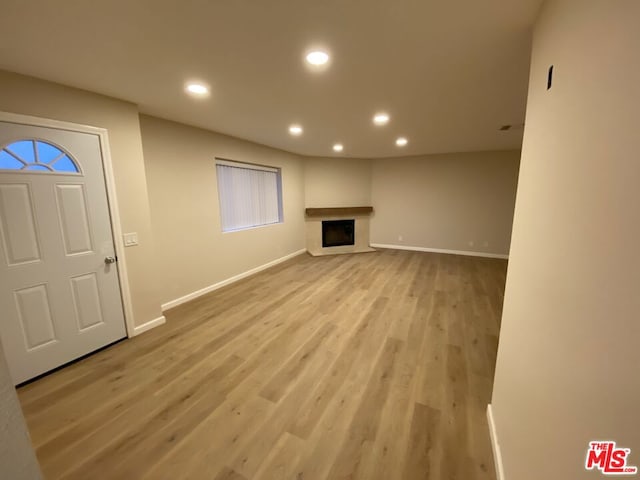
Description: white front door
xmin=0 ymin=121 xmax=127 ymax=384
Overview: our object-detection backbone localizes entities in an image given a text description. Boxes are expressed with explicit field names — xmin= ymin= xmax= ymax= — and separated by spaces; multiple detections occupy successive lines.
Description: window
xmin=0 ymin=139 xmax=80 ymax=173
xmin=216 ymin=159 xmax=283 ymax=232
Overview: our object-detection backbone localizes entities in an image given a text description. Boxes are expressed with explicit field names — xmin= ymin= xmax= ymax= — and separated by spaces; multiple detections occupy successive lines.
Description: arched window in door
xmin=0 ymin=139 xmax=80 ymax=173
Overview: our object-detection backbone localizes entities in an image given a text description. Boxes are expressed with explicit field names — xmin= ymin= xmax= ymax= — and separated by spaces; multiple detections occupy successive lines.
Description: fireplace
xmin=305 ymin=206 xmax=374 ymax=256
xmin=322 ymin=219 xmax=355 ymax=248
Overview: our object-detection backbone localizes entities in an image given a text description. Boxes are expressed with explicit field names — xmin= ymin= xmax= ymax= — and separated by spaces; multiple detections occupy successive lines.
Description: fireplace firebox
xmin=322 ymin=219 xmax=355 ymax=248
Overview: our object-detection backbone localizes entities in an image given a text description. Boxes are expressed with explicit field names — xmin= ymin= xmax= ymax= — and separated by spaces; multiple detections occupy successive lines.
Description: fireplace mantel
xmin=305 ymin=206 xmax=373 ymax=217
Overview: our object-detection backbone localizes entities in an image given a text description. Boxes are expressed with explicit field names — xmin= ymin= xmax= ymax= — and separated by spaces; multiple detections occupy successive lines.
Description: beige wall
xmin=0 ymin=70 xmax=162 ymax=327
xmin=140 ymin=115 xmax=305 ymax=307
xmin=491 ymin=1 xmax=640 ymax=478
xmin=304 ymin=157 xmax=372 ymax=207
xmin=0 ymin=343 xmax=42 ymax=479
xmin=370 ymin=151 xmax=520 ymax=256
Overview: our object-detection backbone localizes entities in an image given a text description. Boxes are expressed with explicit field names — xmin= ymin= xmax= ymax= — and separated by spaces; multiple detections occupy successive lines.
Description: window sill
xmin=222 ymin=221 xmax=283 ymax=234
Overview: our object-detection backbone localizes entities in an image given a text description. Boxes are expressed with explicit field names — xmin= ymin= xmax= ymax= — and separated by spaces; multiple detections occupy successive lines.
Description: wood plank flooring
xmin=17 ymin=249 xmax=506 ymax=480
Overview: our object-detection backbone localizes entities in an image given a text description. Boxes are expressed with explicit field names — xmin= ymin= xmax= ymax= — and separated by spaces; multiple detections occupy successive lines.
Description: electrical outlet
xmin=483 ymin=241 xmax=489 ymax=247
xmin=123 ymin=232 xmax=139 ymax=247
xmin=398 ymin=235 xmax=403 ymax=242
xmin=468 ymin=240 xmax=474 ymax=247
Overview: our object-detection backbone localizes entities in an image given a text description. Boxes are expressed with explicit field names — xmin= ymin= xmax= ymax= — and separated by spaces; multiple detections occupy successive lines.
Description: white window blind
xmin=216 ymin=159 xmax=283 ymax=232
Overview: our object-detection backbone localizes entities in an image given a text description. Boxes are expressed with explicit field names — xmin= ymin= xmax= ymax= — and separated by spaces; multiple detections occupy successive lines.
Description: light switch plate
xmin=123 ymin=232 xmax=139 ymax=247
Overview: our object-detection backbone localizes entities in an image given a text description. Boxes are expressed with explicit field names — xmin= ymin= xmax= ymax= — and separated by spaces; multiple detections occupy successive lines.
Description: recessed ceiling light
xmin=333 ymin=143 xmax=344 ymax=152
xmin=396 ymin=137 xmax=408 ymax=147
xmin=185 ymin=82 xmax=209 ymax=96
xmin=289 ymin=125 xmax=303 ymax=136
xmin=305 ymin=50 xmax=330 ymax=66
xmin=373 ymin=113 xmax=390 ymax=125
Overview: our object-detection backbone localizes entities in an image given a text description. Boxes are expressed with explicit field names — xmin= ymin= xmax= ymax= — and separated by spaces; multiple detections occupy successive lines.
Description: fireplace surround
xmin=305 ymin=206 xmax=375 ymax=256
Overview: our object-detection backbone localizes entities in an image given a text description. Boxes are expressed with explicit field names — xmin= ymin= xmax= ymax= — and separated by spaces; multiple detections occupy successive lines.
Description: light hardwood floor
xmin=17 ymin=249 xmax=506 ymax=480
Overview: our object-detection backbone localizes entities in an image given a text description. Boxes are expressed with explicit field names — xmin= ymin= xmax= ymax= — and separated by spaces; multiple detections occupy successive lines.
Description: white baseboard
xmin=132 ymin=315 xmax=166 ymax=336
xmin=161 ymin=249 xmax=307 ymax=311
xmin=370 ymin=243 xmax=509 ymax=259
xmin=487 ymin=404 xmax=505 ymax=480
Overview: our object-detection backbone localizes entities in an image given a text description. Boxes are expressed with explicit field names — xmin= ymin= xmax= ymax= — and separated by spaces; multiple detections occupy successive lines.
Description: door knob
xmin=104 ymin=256 xmax=117 ymax=264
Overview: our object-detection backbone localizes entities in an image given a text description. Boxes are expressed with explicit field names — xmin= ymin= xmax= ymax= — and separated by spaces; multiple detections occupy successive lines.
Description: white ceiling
xmin=0 ymin=0 xmax=541 ymax=158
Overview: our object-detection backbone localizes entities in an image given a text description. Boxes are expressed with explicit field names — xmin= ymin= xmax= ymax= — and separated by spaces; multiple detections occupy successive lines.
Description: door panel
xmin=0 ymin=183 xmax=42 ymax=265
xmin=55 ymin=183 xmax=94 ymax=255
xmin=14 ymin=283 xmax=57 ymax=349
xmin=70 ymin=273 xmax=105 ymax=331
xmin=0 ymin=121 xmax=127 ymax=384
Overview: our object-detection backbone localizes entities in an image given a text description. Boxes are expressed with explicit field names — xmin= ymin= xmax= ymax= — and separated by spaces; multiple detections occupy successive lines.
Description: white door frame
xmin=0 ymin=111 xmax=136 ymax=337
